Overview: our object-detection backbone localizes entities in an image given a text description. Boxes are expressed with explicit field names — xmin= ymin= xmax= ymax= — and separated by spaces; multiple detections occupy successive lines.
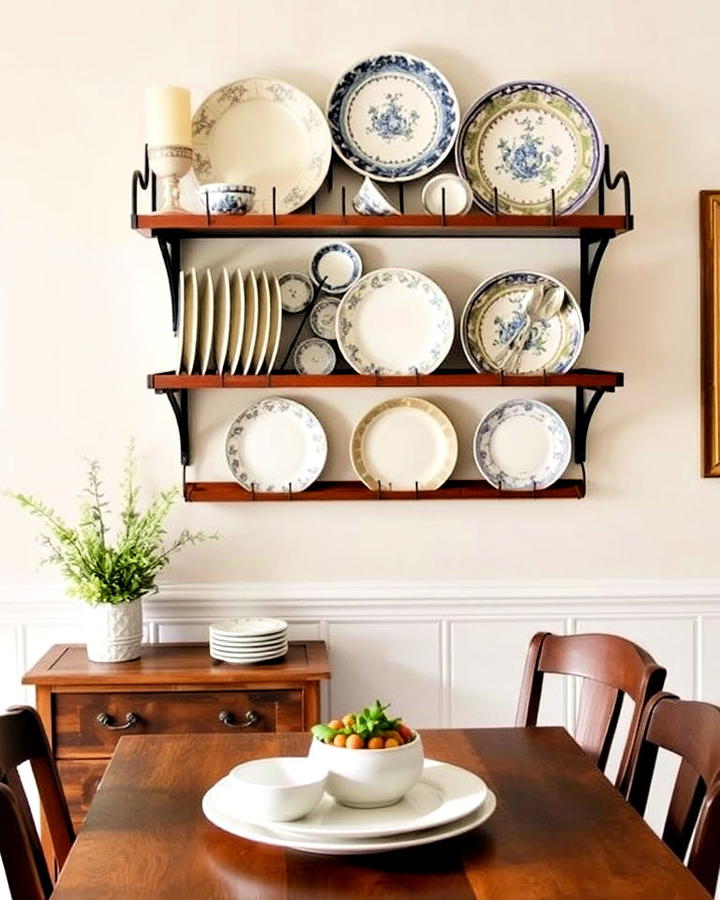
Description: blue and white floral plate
xmin=310 ymin=242 xmax=362 ymax=295
xmin=456 ymin=80 xmax=603 ymax=215
xmin=336 ymin=268 xmax=454 ymax=375
xmin=460 ymin=271 xmax=583 ymax=374
xmin=327 ymin=53 xmax=459 ymax=182
xmin=225 ymin=397 xmax=327 ymax=493
xmin=192 ymin=77 xmax=331 ymax=214
xmin=293 ymin=338 xmax=336 ymax=375
xmin=310 ymin=296 xmax=341 ymax=340
xmin=473 ymin=399 xmax=571 ymax=490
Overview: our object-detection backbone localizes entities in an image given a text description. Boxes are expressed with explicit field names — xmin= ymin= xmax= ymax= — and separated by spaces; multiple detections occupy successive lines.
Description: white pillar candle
xmin=145 ymin=85 xmax=191 ymax=147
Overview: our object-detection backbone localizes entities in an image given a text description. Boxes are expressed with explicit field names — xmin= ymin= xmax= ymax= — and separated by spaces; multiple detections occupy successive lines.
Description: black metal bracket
xmin=157 ymin=235 xmax=182 ymax=334
xmin=574 ymin=386 xmax=613 ymax=464
xmin=279 ymin=276 xmax=329 ymax=372
xmin=130 ymin=144 xmax=156 ymax=223
xmin=579 ymin=231 xmax=610 ymax=332
xmin=158 ymin=388 xmax=189 ymax=466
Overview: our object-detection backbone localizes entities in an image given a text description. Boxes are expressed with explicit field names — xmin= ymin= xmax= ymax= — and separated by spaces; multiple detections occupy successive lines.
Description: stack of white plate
xmin=209 ymin=617 xmax=288 ymax=664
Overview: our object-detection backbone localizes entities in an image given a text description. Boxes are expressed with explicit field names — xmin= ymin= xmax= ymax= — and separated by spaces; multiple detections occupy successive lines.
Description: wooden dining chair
xmin=0 ymin=782 xmax=48 ymax=899
xmin=515 ymin=632 xmax=666 ymax=794
xmin=0 ymin=705 xmax=74 ymax=884
xmin=625 ymin=692 xmax=720 ymax=895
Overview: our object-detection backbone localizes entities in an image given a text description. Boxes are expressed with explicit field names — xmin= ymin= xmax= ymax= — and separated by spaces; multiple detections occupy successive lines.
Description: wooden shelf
xmin=184 ymin=479 xmax=586 ymax=502
xmin=149 ymin=369 xmax=624 ymax=391
xmin=133 ymin=212 xmax=632 ymax=240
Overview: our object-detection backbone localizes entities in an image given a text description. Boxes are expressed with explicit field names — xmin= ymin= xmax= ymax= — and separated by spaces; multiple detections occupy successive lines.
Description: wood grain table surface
xmin=50 ymin=727 xmax=709 ymax=899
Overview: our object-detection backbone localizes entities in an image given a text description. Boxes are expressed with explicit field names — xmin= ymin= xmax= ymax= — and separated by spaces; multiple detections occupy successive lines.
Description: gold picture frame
xmin=700 ymin=191 xmax=720 ymax=475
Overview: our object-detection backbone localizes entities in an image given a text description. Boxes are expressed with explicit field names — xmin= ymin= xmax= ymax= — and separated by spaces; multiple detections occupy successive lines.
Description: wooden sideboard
xmin=22 ymin=641 xmax=330 ymax=863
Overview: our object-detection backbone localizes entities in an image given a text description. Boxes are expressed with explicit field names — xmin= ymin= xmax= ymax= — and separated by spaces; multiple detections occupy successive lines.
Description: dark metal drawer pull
xmin=96 ymin=712 xmax=139 ymax=730
xmin=218 ymin=709 xmax=260 ymax=728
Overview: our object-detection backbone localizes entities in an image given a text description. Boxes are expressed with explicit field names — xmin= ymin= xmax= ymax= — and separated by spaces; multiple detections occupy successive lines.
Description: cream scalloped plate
xmin=240 ymin=271 xmax=258 ymax=375
xmin=192 ymin=77 xmax=332 ymax=214
xmin=213 ymin=268 xmax=231 ymax=374
xmin=351 ymin=397 xmax=457 ymax=491
xmin=336 ymin=268 xmax=454 ymax=375
xmin=227 ymin=270 xmax=245 ymax=375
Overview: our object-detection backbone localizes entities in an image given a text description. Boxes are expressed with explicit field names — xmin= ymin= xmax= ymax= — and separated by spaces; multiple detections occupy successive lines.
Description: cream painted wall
xmin=1 ymin=0 xmax=718 ymax=590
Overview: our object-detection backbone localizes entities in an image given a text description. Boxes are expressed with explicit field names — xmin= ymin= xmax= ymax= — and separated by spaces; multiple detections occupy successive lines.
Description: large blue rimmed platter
xmin=460 ymin=270 xmax=583 ymax=374
xmin=327 ymin=53 xmax=459 ymax=182
xmin=456 ymin=80 xmax=603 ymax=215
xmin=473 ymin=399 xmax=571 ymax=491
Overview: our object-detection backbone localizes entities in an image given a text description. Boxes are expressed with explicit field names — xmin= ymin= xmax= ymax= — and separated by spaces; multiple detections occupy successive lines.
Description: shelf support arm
xmin=574 ymin=386 xmax=613 ymax=464
xmin=157 ymin=236 xmax=182 ymax=334
xmin=159 ymin=388 xmax=190 ymax=466
xmin=579 ymin=231 xmax=611 ymax=332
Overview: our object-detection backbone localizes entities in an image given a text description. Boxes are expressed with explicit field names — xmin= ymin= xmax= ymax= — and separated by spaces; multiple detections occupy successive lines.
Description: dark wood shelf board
xmin=149 ymin=369 xmax=624 ymax=391
xmin=133 ymin=212 xmax=632 ymax=239
xmin=184 ymin=479 xmax=585 ymax=502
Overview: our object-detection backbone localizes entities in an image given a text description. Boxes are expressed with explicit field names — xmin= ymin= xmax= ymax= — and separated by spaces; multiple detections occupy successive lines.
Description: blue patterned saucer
xmin=327 ymin=53 xmax=459 ymax=182
xmin=456 ymin=80 xmax=603 ymax=215
xmin=310 ymin=242 xmax=362 ymax=295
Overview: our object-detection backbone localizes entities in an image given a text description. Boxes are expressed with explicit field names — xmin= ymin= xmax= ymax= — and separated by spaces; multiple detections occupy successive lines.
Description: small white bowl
xmin=308 ymin=733 xmax=424 ymax=808
xmin=198 ymin=183 xmax=256 ymax=215
xmin=228 ymin=757 xmax=327 ymax=822
xmin=421 ymin=174 xmax=474 ymax=216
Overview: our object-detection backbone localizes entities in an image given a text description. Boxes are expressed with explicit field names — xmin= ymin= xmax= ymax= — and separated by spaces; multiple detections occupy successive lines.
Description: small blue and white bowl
xmin=352 ymin=177 xmax=401 ymax=216
xmin=198 ymin=183 xmax=256 ymax=215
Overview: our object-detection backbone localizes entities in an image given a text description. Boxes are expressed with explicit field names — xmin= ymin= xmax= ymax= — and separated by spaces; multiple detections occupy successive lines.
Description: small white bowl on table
xmin=228 ymin=757 xmax=328 ymax=822
xmin=308 ymin=732 xmax=424 ymax=808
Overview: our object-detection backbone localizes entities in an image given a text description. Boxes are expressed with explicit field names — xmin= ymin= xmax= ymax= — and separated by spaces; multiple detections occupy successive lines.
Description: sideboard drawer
xmin=54 ymin=689 xmax=303 ymax=757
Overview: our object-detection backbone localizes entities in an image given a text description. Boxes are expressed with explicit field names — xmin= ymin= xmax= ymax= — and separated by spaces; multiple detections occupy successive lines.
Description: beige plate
xmin=228 ymin=270 xmax=245 ymax=375
xmin=351 ymin=397 xmax=458 ymax=491
xmin=198 ymin=269 xmax=215 ymax=375
xmin=182 ymin=269 xmax=198 ymax=374
xmin=265 ymin=274 xmax=283 ymax=373
xmin=241 ymin=270 xmax=259 ymax=375
xmin=175 ymin=270 xmax=185 ymax=374
xmin=214 ymin=268 xmax=231 ymax=374
xmin=252 ymin=271 xmax=271 ymax=374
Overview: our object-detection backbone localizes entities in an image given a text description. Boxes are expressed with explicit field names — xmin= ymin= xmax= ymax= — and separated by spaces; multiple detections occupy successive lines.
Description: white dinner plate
xmin=310 ymin=296 xmax=340 ymax=340
xmin=240 ymin=271 xmax=259 ymax=375
xmin=210 ymin=641 xmax=288 ymax=657
xmin=351 ymin=397 xmax=457 ymax=491
xmin=214 ymin=268 xmax=231 ymax=374
xmin=225 ymin=397 xmax=327 ymax=492
xmin=175 ymin=270 xmax=185 ymax=374
xmin=211 ymin=617 xmax=288 ymax=637
xmin=227 ymin=270 xmax=245 ymax=375
xmin=336 ymin=268 xmax=454 ymax=375
xmin=326 ymin=53 xmax=460 ymax=182
xmin=197 ymin=269 xmax=215 ymax=375
xmin=473 ymin=399 xmax=571 ymax=490
xmin=210 ymin=648 xmax=289 ymax=664
xmin=209 ymin=632 xmax=288 ymax=646
xmin=192 ymin=77 xmax=332 ymax=214
xmin=461 ymin=271 xmax=583 ymax=375
xmin=265 ymin=275 xmax=283 ymax=373
xmin=202 ymin=780 xmax=497 ymax=855
xmin=253 ymin=271 xmax=271 ymax=374
xmin=270 ymin=759 xmax=487 ymax=839
xmin=182 ymin=269 xmax=198 ymax=374
xmin=310 ymin=242 xmax=362 ymax=295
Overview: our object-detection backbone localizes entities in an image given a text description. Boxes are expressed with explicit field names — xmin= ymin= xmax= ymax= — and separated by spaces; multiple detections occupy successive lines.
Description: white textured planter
xmin=86 ymin=598 xmax=143 ymax=663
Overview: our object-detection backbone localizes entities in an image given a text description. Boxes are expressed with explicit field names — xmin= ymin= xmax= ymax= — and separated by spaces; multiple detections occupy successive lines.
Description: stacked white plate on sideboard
xmin=209 ymin=617 xmax=289 ymax=664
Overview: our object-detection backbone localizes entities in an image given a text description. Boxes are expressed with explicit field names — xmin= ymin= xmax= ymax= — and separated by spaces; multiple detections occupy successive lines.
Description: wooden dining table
xmin=50 ymin=727 xmax=709 ymax=898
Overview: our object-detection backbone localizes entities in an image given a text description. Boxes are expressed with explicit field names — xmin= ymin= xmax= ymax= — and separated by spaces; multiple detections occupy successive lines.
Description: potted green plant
xmin=6 ymin=442 xmax=216 ymax=662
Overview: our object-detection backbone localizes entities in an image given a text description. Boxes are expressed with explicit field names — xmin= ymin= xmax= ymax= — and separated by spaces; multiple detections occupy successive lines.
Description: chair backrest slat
xmin=0 ymin=783 xmax=48 ymax=900
xmin=0 ymin=706 xmax=75 ymax=879
xmin=516 ymin=632 xmax=666 ymax=793
xmin=626 ymin=692 xmax=720 ymax=895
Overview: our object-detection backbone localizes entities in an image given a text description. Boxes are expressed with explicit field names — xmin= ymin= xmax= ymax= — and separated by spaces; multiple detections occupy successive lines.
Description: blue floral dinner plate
xmin=327 ymin=53 xmax=460 ymax=182
xmin=460 ymin=270 xmax=583 ymax=375
xmin=456 ymin=80 xmax=603 ymax=215
xmin=473 ymin=399 xmax=571 ymax=491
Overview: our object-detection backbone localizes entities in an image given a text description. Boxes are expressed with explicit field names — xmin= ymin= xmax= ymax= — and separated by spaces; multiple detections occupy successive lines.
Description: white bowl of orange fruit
xmin=308 ymin=700 xmax=423 ymax=808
